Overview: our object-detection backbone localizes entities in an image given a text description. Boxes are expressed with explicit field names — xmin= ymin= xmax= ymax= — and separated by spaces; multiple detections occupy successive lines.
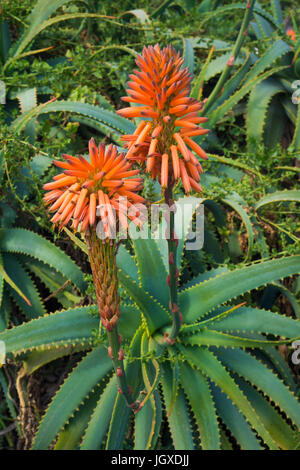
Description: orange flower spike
xmin=43 ymin=139 xmax=144 ymax=233
xmin=117 ymin=44 xmax=209 ymax=194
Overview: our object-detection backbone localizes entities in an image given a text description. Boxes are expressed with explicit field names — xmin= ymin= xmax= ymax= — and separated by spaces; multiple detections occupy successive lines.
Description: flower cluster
xmin=117 ymin=44 xmax=209 ymax=194
xmin=43 ymin=139 xmax=145 ymax=234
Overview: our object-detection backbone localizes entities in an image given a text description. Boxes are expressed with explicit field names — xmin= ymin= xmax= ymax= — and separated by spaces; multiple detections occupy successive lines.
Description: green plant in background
xmin=246 ymin=0 xmax=300 ymax=152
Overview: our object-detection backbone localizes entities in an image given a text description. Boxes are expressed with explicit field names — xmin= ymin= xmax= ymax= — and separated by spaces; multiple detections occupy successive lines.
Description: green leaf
xmin=32 ymin=346 xmax=112 ymax=450
xmin=118 ymin=269 xmax=170 ymax=334
xmin=117 ymin=244 xmax=138 ymax=282
xmin=246 ymin=78 xmax=286 ymax=152
xmin=16 ymin=88 xmax=37 ymax=113
xmin=80 ymin=374 xmax=117 ymax=450
xmin=271 ymin=0 xmax=283 ymax=25
xmin=22 ymin=256 xmax=81 ymax=308
xmin=183 ymin=38 xmax=194 ymax=75
xmin=22 ymin=343 xmax=87 ymax=375
xmin=3 ymin=253 xmax=45 ymax=319
xmin=180 ymin=346 xmax=278 ymax=449
xmin=179 ymin=255 xmax=300 ymax=324
xmin=236 ymin=376 xmax=300 ymax=450
xmin=199 ymin=3 xmax=280 ymax=31
xmin=0 ymin=306 xmax=98 ymax=355
xmin=11 ymin=101 xmax=135 ymax=137
xmin=209 ymin=65 xmax=288 ymax=127
xmin=210 ymin=306 xmax=300 ymax=338
xmin=246 ymin=40 xmax=291 ymax=83
xmin=183 ymin=328 xmax=297 ymax=349
xmin=0 ymin=228 xmax=86 ymax=291
xmin=132 ymin=234 xmax=169 ymax=308
xmin=210 ymin=382 xmax=262 ymax=450
xmin=0 ymin=149 xmax=4 ymax=185
xmin=54 ymin=388 xmax=102 ymax=450
xmin=263 ymin=96 xmax=287 ymax=149
xmin=254 ymin=190 xmax=300 ymax=210
xmin=11 ymin=3 xmax=96 ymax=58
xmin=161 ymin=362 xmax=195 ymax=450
xmin=29 ymin=154 xmax=53 ymax=176
xmin=208 ymin=51 xmax=252 ymax=113
xmin=0 ymin=292 xmax=10 ymax=332
xmin=120 ymin=9 xmax=151 ymax=24
xmin=180 ymin=363 xmax=220 ymax=450
xmin=216 ymin=348 xmax=300 ymax=430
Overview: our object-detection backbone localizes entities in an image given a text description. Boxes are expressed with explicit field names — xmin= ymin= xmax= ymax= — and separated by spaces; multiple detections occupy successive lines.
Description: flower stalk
xmin=164 ymin=186 xmax=181 ymax=344
xmin=202 ymin=0 xmax=255 ymax=114
xmin=85 ymin=228 xmax=138 ymax=409
xmin=43 ymin=140 xmax=145 ymax=410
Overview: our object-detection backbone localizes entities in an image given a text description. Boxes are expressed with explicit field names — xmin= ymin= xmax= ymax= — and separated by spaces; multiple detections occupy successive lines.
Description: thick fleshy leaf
xmin=180 ymin=363 xmax=220 ymax=450
xmin=210 ymin=382 xmax=262 ymax=450
xmin=0 ymin=228 xmax=86 ymax=291
xmin=161 ymin=362 xmax=195 ymax=450
xmin=179 ymin=255 xmax=300 ymax=324
xmin=32 ymin=347 xmax=113 ymax=449
xmin=215 ymin=348 xmax=300 ymax=430
xmin=179 ymin=345 xmax=279 ymax=449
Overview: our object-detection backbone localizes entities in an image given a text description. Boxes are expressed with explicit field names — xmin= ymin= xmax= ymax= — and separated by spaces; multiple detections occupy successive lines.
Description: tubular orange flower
xmin=43 ymin=139 xmax=145 ymax=234
xmin=117 ymin=44 xmax=209 ymax=193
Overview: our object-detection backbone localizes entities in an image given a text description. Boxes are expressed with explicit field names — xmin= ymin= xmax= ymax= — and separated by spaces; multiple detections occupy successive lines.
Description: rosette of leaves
xmin=1 ymin=197 xmax=299 ymax=450
xmin=246 ymin=0 xmax=300 ymax=152
xmin=0 ymin=227 xmax=86 ymax=329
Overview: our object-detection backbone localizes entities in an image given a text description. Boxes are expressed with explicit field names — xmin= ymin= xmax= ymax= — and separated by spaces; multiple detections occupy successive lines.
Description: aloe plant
xmin=1 ymin=198 xmax=299 ymax=450
xmin=0 ymin=227 xmax=86 ymax=329
xmin=246 ymin=0 xmax=300 ymax=152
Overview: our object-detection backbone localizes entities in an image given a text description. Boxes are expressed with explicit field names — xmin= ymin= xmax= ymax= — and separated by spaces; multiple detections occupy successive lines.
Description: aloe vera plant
xmin=0 ymin=227 xmax=86 ymax=329
xmin=246 ymin=0 xmax=300 ymax=152
xmin=1 ymin=198 xmax=299 ymax=450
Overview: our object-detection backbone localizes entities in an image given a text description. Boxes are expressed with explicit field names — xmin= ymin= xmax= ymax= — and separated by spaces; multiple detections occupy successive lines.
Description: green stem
xmin=202 ymin=0 xmax=255 ymax=114
xmin=85 ymin=229 xmax=137 ymax=410
xmin=106 ymin=327 xmax=137 ymax=408
xmin=164 ymin=187 xmax=181 ymax=343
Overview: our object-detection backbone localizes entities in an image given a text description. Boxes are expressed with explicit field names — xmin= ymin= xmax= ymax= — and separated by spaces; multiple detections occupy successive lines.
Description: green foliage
xmin=1 ymin=201 xmax=299 ymax=450
xmin=0 ymin=227 xmax=86 ymax=328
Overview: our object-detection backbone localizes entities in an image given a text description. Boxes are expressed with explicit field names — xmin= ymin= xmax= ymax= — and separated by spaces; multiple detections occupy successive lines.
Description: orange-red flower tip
xmin=286 ymin=28 xmax=296 ymax=42
xmin=117 ymin=44 xmax=209 ymax=194
xmin=43 ymin=139 xmax=144 ymax=233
